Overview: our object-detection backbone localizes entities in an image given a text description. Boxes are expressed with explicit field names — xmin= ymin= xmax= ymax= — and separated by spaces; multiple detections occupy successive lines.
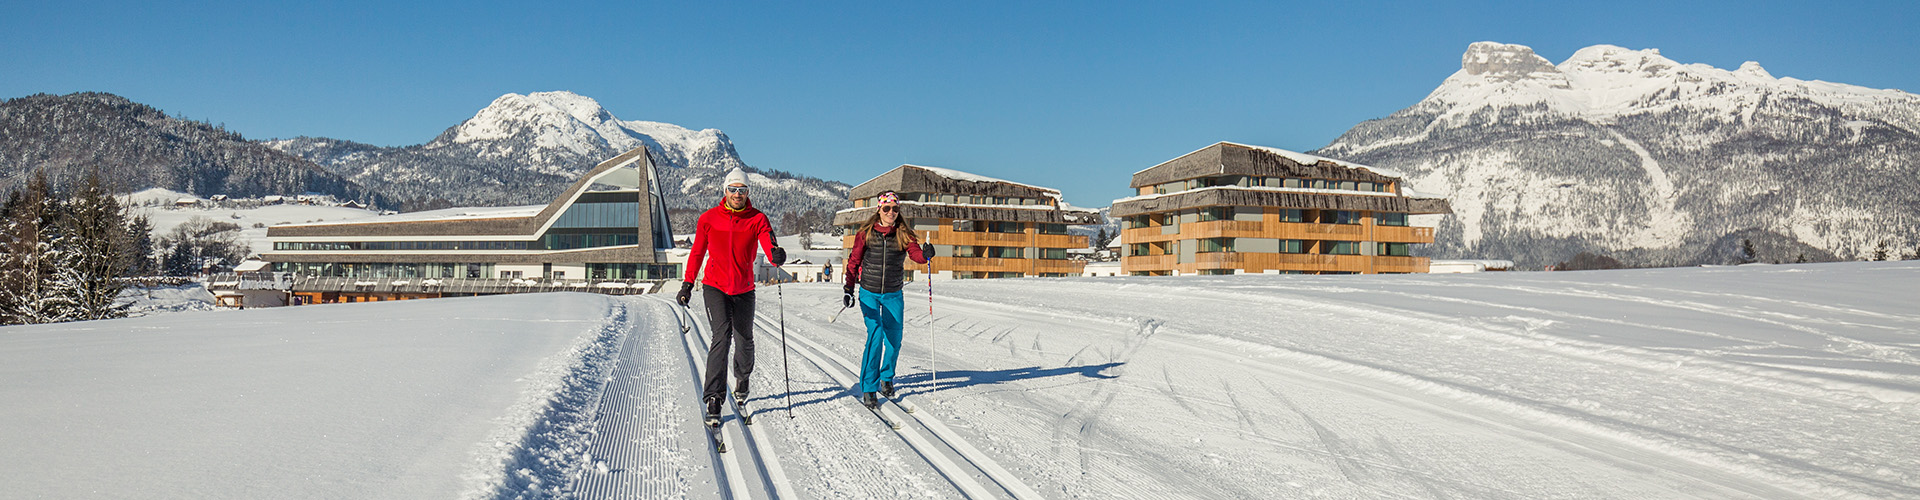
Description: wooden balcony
xmin=1121 ymin=252 xmax=1426 ymax=275
xmin=1373 ymin=225 xmax=1435 ymax=244
xmin=1122 ymin=254 xmax=1176 ymax=271
xmin=1124 ymin=221 xmax=1372 ymax=243
xmin=1029 ymin=259 xmax=1086 ymax=275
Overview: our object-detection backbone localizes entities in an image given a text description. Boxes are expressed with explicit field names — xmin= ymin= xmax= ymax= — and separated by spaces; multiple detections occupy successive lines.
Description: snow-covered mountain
xmin=267 ymin=91 xmax=849 ymax=226
xmin=1315 ymin=42 xmax=1920 ymax=268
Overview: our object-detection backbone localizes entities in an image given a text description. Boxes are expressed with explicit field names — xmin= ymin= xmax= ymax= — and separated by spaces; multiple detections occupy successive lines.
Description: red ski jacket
xmin=683 ymin=199 xmax=778 ymax=295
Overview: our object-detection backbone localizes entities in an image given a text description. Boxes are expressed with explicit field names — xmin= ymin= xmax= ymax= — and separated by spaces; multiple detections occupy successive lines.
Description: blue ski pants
xmin=857 ymin=288 xmax=904 ymax=393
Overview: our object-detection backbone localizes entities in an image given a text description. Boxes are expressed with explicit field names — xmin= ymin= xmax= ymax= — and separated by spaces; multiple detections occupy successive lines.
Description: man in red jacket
xmin=677 ymin=168 xmax=785 ymax=425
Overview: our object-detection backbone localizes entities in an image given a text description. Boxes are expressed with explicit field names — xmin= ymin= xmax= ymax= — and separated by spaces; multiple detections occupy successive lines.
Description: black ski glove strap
xmin=677 ymin=281 xmax=694 ymax=307
xmin=768 ymin=246 xmax=787 ymax=265
xmin=921 ymin=243 xmax=935 ymax=257
xmin=843 ymin=285 xmax=856 ymax=308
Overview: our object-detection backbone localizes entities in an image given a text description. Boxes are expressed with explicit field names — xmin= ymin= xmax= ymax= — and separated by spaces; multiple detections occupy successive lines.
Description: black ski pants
xmin=701 ymin=285 xmax=755 ymax=403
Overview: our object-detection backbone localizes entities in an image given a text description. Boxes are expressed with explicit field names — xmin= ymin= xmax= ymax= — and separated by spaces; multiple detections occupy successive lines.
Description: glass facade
xmin=272 ymin=261 xmax=493 ymax=279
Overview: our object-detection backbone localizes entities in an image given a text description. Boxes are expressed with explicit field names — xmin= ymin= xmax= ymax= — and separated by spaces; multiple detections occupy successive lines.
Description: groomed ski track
xmin=556 ymin=264 xmax=1919 ymax=499
xmin=565 ymin=294 xmax=1030 ymax=500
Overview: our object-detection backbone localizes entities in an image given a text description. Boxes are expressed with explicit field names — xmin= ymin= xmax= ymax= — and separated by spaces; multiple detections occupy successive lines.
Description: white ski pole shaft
xmin=780 ymin=283 xmax=793 ymax=419
xmin=926 ymin=259 xmax=935 ymax=393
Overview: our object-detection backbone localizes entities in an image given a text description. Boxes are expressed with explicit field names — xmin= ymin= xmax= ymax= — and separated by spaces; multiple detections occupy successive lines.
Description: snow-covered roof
xmin=273 ymin=204 xmax=544 ymax=228
xmin=1134 ymin=142 xmax=1406 ymax=181
xmin=897 ymin=165 xmax=1060 ymax=195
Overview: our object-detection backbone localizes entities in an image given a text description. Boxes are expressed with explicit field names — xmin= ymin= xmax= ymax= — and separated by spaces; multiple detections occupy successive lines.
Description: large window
xmin=1197 ymin=207 xmax=1230 ymax=222
xmin=1197 ymin=269 xmax=1234 ymax=276
xmin=986 ymin=246 xmax=1024 ymax=258
xmin=1129 ymin=243 xmax=1155 ymax=256
xmin=1125 ymin=216 xmax=1152 ymax=229
xmin=1037 ymin=248 xmax=1070 ymax=260
xmin=1278 ymin=209 xmax=1304 ymax=223
xmin=1329 ymin=210 xmax=1362 ymax=225
xmin=1197 ymin=237 xmax=1233 ymax=253
xmin=274 ymin=241 xmax=533 ymax=251
xmin=986 ymin=221 xmax=1025 ymax=233
xmin=553 ymin=191 xmax=641 ymax=229
xmin=1378 ymin=242 xmax=1412 ymax=256
xmin=1037 ymin=223 xmax=1070 ymax=235
xmin=1376 ymin=212 xmax=1408 ymax=226
xmin=542 ymin=233 xmax=639 ymax=250
xmin=1325 ymin=241 xmax=1360 ymax=255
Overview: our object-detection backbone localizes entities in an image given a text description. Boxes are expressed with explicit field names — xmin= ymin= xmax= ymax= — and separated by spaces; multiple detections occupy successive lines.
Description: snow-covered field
xmin=124 ymin=188 xmax=385 ymax=256
xmin=4 ymin=261 xmax=1917 ymax=499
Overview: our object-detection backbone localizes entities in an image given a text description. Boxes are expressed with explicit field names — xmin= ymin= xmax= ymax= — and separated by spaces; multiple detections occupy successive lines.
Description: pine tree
xmin=59 ymin=170 xmax=132 ymax=320
xmin=1738 ymin=239 xmax=1757 ymax=264
xmin=126 ymin=214 xmax=158 ymax=276
xmin=1 ymin=173 xmax=59 ymax=325
xmin=1872 ymin=241 xmax=1890 ymax=261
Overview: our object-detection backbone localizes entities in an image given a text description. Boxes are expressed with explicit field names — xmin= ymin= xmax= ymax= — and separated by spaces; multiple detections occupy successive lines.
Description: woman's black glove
xmin=843 ymin=284 xmax=856 ymax=308
xmin=676 ymin=281 xmax=694 ymax=307
xmin=768 ymin=246 xmax=787 ymax=265
xmin=921 ymin=243 xmax=935 ymax=257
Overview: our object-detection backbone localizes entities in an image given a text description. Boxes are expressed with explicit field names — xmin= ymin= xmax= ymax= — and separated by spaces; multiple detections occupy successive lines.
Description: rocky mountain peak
xmin=1461 ymin=41 xmax=1562 ymax=82
xmin=1316 ymin=43 xmax=1920 ymax=267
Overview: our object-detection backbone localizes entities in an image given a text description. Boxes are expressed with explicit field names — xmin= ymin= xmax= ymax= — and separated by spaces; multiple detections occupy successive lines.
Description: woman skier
xmin=843 ymin=191 xmax=933 ymax=408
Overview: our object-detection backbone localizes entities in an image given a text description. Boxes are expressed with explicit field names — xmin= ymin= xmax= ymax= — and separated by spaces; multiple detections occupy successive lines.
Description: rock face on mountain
xmin=0 ymin=93 xmax=385 ymax=204
xmin=266 ymin=91 xmax=848 ymax=230
xmin=1314 ymin=42 xmax=1919 ymax=267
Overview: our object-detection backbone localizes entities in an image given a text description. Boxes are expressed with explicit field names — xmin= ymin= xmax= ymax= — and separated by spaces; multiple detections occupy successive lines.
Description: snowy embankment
xmin=0 ymin=293 xmax=632 ymax=500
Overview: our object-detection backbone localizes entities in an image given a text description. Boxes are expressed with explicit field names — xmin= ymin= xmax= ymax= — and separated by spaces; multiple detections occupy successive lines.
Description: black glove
xmin=768 ymin=246 xmax=786 ymax=265
xmin=843 ymin=284 xmax=856 ymax=308
xmin=676 ymin=281 xmax=693 ymax=307
xmin=921 ymin=243 xmax=935 ymax=257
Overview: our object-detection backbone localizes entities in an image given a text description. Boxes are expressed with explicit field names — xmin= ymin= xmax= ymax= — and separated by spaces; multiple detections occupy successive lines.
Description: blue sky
xmin=5 ymin=1 xmax=1915 ymax=207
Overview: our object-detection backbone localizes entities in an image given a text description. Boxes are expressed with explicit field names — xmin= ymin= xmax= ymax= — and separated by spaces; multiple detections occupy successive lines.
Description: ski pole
xmin=828 ymin=304 xmax=850 ymax=323
xmin=780 ymin=283 xmax=793 ymax=419
xmin=926 ymin=258 xmax=936 ymax=394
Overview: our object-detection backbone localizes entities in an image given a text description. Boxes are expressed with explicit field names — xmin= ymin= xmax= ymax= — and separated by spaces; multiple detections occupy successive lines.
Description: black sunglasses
xmin=879 ymin=205 xmax=898 ymax=213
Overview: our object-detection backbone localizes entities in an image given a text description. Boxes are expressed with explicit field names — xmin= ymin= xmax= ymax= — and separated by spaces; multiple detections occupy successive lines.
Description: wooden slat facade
xmin=839 ymin=165 xmax=1099 ymax=279
xmin=1118 ymin=143 xmax=1450 ymax=276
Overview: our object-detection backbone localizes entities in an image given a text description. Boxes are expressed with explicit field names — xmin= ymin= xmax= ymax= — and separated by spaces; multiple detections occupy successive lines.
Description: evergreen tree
xmin=1872 ymin=241 xmax=1890 ymax=261
xmin=1 ymin=173 xmax=59 ymax=325
xmin=59 ymin=170 xmax=132 ymax=320
xmin=162 ymin=243 xmax=197 ymax=277
xmin=125 ymin=214 xmax=158 ymax=276
xmin=1738 ymin=239 xmax=1757 ymax=264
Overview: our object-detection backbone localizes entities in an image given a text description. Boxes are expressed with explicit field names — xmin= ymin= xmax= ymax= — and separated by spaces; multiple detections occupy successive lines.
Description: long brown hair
xmin=857 ymin=196 xmax=918 ymax=249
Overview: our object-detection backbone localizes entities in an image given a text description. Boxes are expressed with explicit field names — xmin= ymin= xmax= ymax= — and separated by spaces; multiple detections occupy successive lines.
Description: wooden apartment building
xmin=834 ymin=165 xmax=1101 ymax=279
xmin=1113 ymin=142 xmax=1451 ymax=275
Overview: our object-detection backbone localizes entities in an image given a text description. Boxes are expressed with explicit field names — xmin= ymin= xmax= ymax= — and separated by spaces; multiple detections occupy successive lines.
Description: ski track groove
xmin=755 ymin=317 xmax=991 ymax=499
xmin=567 ymin=298 xmax=706 ymax=499
xmin=927 ymin=282 xmax=1851 ymax=498
xmin=754 ymin=309 xmax=1049 ymax=500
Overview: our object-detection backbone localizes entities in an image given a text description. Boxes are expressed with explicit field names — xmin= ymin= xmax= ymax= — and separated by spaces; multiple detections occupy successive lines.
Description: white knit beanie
xmin=723 ymin=168 xmax=748 ymax=188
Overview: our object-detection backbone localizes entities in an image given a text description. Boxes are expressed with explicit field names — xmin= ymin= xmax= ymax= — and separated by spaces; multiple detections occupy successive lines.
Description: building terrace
xmin=833 ymin=165 xmax=1101 ymax=279
xmin=1113 ymin=142 xmax=1452 ymax=275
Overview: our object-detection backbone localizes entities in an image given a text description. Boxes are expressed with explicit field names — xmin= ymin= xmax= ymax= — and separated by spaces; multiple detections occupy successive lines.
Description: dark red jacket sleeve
xmin=905 ymin=233 xmax=928 ymax=265
xmin=844 ymin=229 xmax=866 ymax=289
